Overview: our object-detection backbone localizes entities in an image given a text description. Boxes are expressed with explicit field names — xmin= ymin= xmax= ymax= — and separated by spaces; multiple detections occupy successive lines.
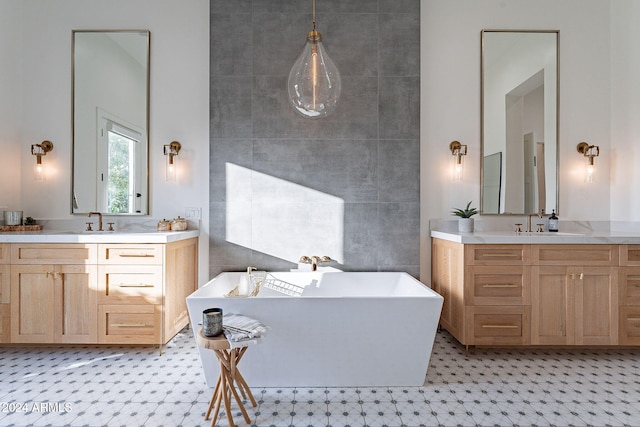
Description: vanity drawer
xmin=98 ymin=265 xmax=163 ymax=305
xmin=619 ymin=306 xmax=640 ymax=345
xmin=99 ymin=244 xmax=164 ymax=265
xmin=0 ymin=244 xmax=9 ymax=264
xmin=11 ymin=244 xmax=97 ymax=264
xmin=465 ymin=266 xmax=530 ymax=305
xmin=98 ymin=304 xmax=161 ymax=344
xmin=466 ymin=306 xmax=530 ymax=345
xmin=620 ymin=267 xmax=640 ymax=306
xmin=532 ymin=245 xmax=618 ymax=266
xmin=465 ymin=245 xmax=530 ymax=265
xmin=620 ymin=245 xmax=640 ymax=266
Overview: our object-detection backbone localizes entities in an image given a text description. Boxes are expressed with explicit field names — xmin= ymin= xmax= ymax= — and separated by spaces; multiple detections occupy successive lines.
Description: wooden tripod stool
xmin=196 ymin=328 xmax=258 ymax=426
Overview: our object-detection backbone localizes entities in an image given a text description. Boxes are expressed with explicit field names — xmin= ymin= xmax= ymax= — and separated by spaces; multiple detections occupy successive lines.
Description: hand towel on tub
xmin=223 ymin=313 xmax=269 ymax=347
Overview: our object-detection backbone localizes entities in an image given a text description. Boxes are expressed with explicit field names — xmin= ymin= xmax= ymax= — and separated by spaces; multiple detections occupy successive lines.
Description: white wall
xmin=0 ymin=0 xmax=22 ymax=212
xmin=611 ymin=0 xmax=640 ymax=221
xmin=420 ymin=0 xmax=617 ymax=281
xmin=0 ymin=0 xmax=210 ymax=284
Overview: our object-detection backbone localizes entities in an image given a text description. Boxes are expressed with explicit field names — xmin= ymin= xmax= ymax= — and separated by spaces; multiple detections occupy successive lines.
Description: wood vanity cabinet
xmin=432 ymin=239 xmax=625 ymax=348
xmin=4 ymin=237 xmax=197 ymax=347
xmin=97 ymin=238 xmax=197 ymax=345
xmin=432 ymin=240 xmax=531 ymax=346
xmin=0 ymin=244 xmax=9 ymax=343
xmin=619 ymin=245 xmax=640 ymax=345
xmin=10 ymin=244 xmax=98 ymax=343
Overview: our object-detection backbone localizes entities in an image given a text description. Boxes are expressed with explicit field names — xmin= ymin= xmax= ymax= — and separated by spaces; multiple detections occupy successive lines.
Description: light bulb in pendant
xmin=287 ymin=1 xmax=341 ymax=119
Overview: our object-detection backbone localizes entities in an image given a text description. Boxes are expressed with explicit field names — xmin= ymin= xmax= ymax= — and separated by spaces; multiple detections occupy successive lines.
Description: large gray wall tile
xmin=210 ymin=0 xmax=419 ymax=276
xmin=252 ymin=138 xmax=378 ymax=202
xmin=211 ymin=13 xmax=252 ymax=76
xmin=378 ymin=139 xmax=420 ymax=202
xmin=379 ymin=12 xmax=419 ymax=77
xmin=379 ymin=76 xmax=420 ymax=139
xmin=211 ymin=76 xmax=253 ymax=138
xmin=252 ymin=76 xmax=378 ymax=139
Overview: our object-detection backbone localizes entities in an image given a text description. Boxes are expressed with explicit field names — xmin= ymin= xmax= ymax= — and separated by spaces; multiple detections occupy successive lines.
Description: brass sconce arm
xmin=31 ymin=140 xmax=54 ymax=164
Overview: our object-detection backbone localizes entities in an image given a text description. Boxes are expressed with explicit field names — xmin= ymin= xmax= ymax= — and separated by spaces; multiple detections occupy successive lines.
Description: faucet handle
xmin=86 ymin=222 xmax=93 ymax=232
xmin=246 ymin=266 xmax=257 ymax=275
xmin=536 ymin=223 xmax=544 ymax=233
xmin=107 ymin=222 xmax=115 ymax=232
xmin=320 ymin=256 xmax=332 ymax=263
xmin=514 ymin=223 xmax=523 ymax=233
xmin=299 ymin=256 xmax=311 ymax=264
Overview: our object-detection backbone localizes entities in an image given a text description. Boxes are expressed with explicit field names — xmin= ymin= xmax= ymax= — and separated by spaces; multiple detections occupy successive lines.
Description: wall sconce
xmin=31 ymin=140 xmax=54 ymax=181
xmin=163 ymin=141 xmax=181 ymax=181
xmin=449 ymin=141 xmax=467 ymax=182
xmin=576 ymin=141 xmax=600 ymax=183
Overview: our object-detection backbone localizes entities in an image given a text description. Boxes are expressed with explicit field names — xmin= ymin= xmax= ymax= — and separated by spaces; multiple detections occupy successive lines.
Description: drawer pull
xmin=627 ymin=317 xmax=640 ymax=321
xmin=481 ymin=324 xmax=519 ymax=329
xmin=482 ymin=284 xmax=518 ymax=288
xmin=111 ymin=323 xmax=149 ymax=327
xmin=482 ymin=254 xmax=519 ymax=258
xmin=118 ymin=254 xmax=155 ymax=258
xmin=118 ymin=284 xmax=155 ymax=288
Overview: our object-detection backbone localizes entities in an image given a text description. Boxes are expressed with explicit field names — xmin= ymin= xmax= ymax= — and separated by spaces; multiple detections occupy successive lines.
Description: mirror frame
xmin=71 ymin=29 xmax=150 ymax=215
xmin=480 ymin=29 xmax=560 ymax=215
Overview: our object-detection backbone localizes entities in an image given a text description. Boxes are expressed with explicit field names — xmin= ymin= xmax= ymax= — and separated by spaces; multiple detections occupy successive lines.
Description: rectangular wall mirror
xmin=481 ymin=30 xmax=559 ymax=215
xmin=72 ymin=30 xmax=150 ymax=215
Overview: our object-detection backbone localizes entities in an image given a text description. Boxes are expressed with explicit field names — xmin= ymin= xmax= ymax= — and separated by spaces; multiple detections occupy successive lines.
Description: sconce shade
xmin=163 ymin=141 xmax=181 ymax=181
xmin=287 ymin=0 xmax=341 ymax=119
xmin=31 ymin=140 xmax=54 ymax=181
xmin=449 ymin=140 xmax=467 ymax=182
xmin=577 ymin=141 xmax=599 ymax=183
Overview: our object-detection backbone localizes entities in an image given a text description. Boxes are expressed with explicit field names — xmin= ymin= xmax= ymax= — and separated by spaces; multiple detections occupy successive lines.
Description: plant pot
xmin=458 ymin=217 xmax=474 ymax=233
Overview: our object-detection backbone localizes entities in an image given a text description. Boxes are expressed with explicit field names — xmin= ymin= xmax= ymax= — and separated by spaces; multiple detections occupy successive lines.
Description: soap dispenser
xmin=548 ymin=210 xmax=559 ymax=232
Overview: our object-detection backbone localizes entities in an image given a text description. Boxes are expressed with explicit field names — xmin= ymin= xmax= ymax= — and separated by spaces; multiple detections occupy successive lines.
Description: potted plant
xmin=452 ymin=201 xmax=478 ymax=232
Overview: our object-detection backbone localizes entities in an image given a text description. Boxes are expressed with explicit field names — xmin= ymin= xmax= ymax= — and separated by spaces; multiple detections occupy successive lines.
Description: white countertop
xmin=431 ymin=229 xmax=640 ymax=245
xmin=0 ymin=229 xmax=199 ymax=243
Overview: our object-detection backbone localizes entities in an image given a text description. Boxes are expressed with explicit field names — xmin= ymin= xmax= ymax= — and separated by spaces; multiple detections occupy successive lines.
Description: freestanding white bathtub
xmin=186 ymin=271 xmax=443 ymax=387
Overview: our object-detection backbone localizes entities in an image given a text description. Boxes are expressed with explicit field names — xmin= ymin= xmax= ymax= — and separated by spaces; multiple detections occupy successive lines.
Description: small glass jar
xmin=171 ymin=216 xmax=187 ymax=231
xmin=157 ymin=219 xmax=171 ymax=231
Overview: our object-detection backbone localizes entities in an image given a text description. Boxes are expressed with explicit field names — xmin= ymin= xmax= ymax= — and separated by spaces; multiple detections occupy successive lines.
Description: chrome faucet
xmin=526 ymin=209 xmax=544 ymax=233
xmin=88 ymin=212 xmax=103 ymax=231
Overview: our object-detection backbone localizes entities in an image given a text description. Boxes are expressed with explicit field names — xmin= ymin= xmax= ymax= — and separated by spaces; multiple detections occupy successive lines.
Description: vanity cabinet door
xmin=532 ymin=265 xmax=618 ymax=346
xmin=574 ymin=266 xmax=618 ymax=346
xmin=0 ymin=243 xmax=9 ymax=263
xmin=531 ymin=266 xmax=573 ymax=345
xmin=0 ymin=303 xmax=9 ymax=343
xmin=11 ymin=265 xmax=56 ymax=343
xmin=10 ymin=264 xmax=97 ymax=343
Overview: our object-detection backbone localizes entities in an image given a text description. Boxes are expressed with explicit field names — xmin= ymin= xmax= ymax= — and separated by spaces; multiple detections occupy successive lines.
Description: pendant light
xmin=287 ymin=0 xmax=341 ymax=119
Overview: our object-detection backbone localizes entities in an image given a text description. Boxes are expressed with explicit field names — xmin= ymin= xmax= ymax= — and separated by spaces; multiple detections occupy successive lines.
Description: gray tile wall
xmin=210 ymin=0 xmax=420 ymax=277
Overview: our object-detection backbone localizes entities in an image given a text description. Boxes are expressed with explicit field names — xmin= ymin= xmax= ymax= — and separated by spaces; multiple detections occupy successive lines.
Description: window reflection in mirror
xmin=481 ymin=30 xmax=558 ymax=215
xmin=72 ymin=30 xmax=149 ymax=215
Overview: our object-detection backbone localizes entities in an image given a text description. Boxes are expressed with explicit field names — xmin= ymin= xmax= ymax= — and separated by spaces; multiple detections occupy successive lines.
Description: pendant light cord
xmin=312 ymin=0 xmax=316 ymax=31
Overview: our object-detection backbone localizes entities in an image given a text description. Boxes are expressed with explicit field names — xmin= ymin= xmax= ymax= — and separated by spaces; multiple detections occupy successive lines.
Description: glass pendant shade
xmin=287 ymin=29 xmax=341 ymax=118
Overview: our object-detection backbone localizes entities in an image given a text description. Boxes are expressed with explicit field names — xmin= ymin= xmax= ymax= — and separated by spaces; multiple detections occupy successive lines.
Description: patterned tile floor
xmin=0 ymin=329 xmax=639 ymax=426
